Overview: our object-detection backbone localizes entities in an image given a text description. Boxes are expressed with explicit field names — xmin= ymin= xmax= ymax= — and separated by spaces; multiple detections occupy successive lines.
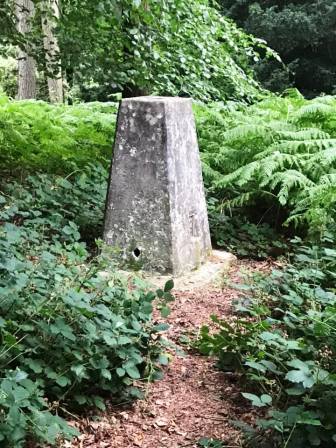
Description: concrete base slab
xmin=99 ymin=251 xmax=236 ymax=292
xmin=145 ymin=250 xmax=236 ymax=291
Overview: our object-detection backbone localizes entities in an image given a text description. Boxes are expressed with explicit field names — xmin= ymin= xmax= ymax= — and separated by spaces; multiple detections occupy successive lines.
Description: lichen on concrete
xmin=104 ymin=96 xmax=212 ymax=276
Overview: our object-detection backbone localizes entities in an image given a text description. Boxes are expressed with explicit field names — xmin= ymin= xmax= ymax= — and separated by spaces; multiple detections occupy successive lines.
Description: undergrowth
xmin=0 ymin=95 xmax=116 ymax=175
xmin=207 ymin=198 xmax=287 ymax=258
xmin=196 ymin=91 xmax=336 ymax=446
xmin=195 ymin=90 xmax=336 ymax=252
xmin=198 ymin=235 xmax=336 ymax=447
xmin=0 ymin=169 xmax=173 ymax=447
xmin=4 ymin=92 xmax=336 ymax=258
xmin=2 ymin=91 xmax=336 ymax=446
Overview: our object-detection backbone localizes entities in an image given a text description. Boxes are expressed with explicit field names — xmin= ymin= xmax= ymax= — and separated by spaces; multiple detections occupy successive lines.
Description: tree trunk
xmin=16 ymin=0 xmax=37 ymax=99
xmin=42 ymin=0 xmax=63 ymax=103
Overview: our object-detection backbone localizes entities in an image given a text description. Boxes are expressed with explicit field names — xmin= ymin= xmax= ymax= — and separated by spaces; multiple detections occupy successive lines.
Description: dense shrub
xmin=2 ymin=84 xmax=336 ymax=448
xmin=195 ymin=90 xmax=336 ymax=240
xmin=4 ymin=91 xmax=336 ymax=258
xmin=198 ymin=236 xmax=336 ymax=447
xmin=0 ymin=56 xmax=16 ymax=98
xmin=0 ymin=169 xmax=173 ymax=446
xmin=4 ymin=163 xmax=109 ymax=248
xmin=58 ymin=0 xmax=271 ymax=103
xmin=220 ymin=0 xmax=336 ymax=97
xmin=0 ymin=95 xmax=117 ymax=175
xmin=196 ymin=88 xmax=336 ymax=439
xmin=207 ymin=198 xmax=287 ymax=258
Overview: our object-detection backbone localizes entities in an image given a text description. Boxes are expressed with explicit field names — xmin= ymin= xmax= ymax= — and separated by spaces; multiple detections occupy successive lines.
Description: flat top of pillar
xmin=122 ymin=96 xmax=192 ymax=103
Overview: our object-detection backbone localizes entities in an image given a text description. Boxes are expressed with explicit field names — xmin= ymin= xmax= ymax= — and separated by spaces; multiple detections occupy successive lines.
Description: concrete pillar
xmin=104 ymin=96 xmax=211 ymax=275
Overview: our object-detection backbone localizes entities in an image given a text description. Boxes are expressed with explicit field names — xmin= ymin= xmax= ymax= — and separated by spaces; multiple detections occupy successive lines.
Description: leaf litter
xmin=62 ymin=260 xmax=272 ymax=448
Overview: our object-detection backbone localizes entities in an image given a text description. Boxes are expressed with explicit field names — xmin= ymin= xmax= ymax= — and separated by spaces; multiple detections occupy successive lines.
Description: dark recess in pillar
xmin=133 ymin=248 xmax=141 ymax=258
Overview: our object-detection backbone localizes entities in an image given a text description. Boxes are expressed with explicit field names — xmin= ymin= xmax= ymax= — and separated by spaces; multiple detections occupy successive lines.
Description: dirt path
xmin=68 ymin=260 xmax=270 ymax=448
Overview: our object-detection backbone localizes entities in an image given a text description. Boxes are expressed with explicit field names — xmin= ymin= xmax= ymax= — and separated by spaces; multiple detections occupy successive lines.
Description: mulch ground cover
xmin=64 ymin=260 xmax=273 ymax=448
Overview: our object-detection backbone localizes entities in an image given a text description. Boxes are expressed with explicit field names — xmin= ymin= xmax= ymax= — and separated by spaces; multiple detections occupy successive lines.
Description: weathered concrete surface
xmin=104 ymin=96 xmax=212 ymax=275
xmin=98 ymin=250 xmax=236 ymax=292
xmin=145 ymin=250 xmax=236 ymax=291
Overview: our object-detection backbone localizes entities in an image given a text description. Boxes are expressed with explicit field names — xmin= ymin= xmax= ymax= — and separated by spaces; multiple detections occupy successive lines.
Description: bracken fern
xmin=195 ymin=89 xmax=336 ymax=235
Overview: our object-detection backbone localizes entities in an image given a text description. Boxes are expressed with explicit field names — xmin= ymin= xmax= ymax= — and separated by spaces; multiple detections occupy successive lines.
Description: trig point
xmin=103 ymin=96 xmax=212 ymax=275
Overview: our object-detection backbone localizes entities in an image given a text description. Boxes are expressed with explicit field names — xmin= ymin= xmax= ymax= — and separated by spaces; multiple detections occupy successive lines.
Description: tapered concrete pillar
xmin=104 ymin=96 xmax=211 ymax=275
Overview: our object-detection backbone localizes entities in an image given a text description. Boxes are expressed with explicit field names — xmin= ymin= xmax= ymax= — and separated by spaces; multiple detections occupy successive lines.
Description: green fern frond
xmin=311 ymin=95 xmax=336 ymax=105
xmin=269 ymin=170 xmax=316 ymax=205
xmin=320 ymin=173 xmax=336 ymax=185
xmin=307 ymin=147 xmax=336 ymax=168
xmin=223 ymin=192 xmax=253 ymax=209
xmin=266 ymin=121 xmax=294 ymax=132
xmin=216 ymin=160 xmax=260 ymax=188
xmin=277 ymin=128 xmax=330 ymax=141
xmin=201 ymin=160 xmax=222 ymax=183
xmin=259 ymin=153 xmax=301 ymax=183
xmin=195 ymin=93 xmax=336 ymax=232
xmin=222 ymin=124 xmax=272 ymax=142
xmin=295 ymin=103 xmax=335 ymax=121
xmin=255 ymin=139 xmax=336 ymax=159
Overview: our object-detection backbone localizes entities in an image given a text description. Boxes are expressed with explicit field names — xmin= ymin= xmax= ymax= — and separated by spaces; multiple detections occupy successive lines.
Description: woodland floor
xmin=67 ymin=260 xmax=272 ymax=448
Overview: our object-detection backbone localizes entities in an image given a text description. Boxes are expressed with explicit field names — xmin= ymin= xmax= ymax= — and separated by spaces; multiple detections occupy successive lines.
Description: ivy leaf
xmin=103 ymin=333 xmax=117 ymax=346
xmin=242 ymin=393 xmax=272 ymax=407
xmin=297 ymin=412 xmax=322 ymax=426
xmin=27 ymin=359 xmax=43 ymax=374
xmin=158 ymin=354 xmax=169 ymax=366
xmin=116 ymin=368 xmax=125 ymax=377
xmin=129 ymin=387 xmax=144 ymax=399
xmin=70 ymin=364 xmax=86 ymax=378
xmin=125 ymin=365 xmax=141 ymax=379
xmin=56 ymin=376 xmax=69 ymax=387
xmin=101 ymin=369 xmax=111 ymax=380
xmin=14 ymin=370 xmax=28 ymax=382
xmin=74 ymin=395 xmax=87 ymax=405
xmin=13 ymin=386 xmax=30 ymax=402
xmin=153 ymin=323 xmax=169 ymax=332
xmin=93 ymin=396 xmax=106 ymax=411
xmin=141 ymin=302 xmax=153 ymax=314
xmin=286 ymin=370 xmax=315 ymax=388
xmin=118 ymin=336 xmax=132 ymax=345
xmin=245 ymin=360 xmax=266 ymax=373
xmin=260 ymin=331 xmax=278 ymax=342
xmin=286 ymin=386 xmax=306 ymax=396
xmin=160 ymin=306 xmax=171 ymax=318
xmin=164 ymin=279 xmax=174 ymax=292
xmin=285 ymin=359 xmax=315 ymax=388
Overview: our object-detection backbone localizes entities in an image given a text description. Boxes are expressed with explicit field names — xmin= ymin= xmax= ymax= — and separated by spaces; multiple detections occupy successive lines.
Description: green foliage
xmin=4 ymin=163 xmax=108 ymax=244
xmin=195 ymin=91 xmax=336 ymax=239
xmin=0 ymin=5 xmax=17 ymax=49
xmin=0 ymin=56 xmax=17 ymax=98
xmin=0 ymin=370 xmax=78 ymax=446
xmin=7 ymin=0 xmax=273 ymax=102
xmin=0 ymin=95 xmax=116 ymax=175
xmin=60 ymin=0 xmax=268 ymax=102
xmin=198 ymin=236 xmax=336 ymax=447
xmin=198 ymin=438 xmax=225 ymax=448
xmin=0 ymin=169 xmax=173 ymax=446
xmin=220 ymin=0 xmax=336 ymax=97
xmin=207 ymin=200 xmax=287 ymax=258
